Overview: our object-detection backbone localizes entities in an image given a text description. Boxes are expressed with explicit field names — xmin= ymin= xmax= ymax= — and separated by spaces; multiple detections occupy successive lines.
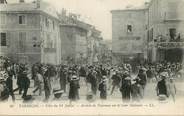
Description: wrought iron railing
xmin=156 ymin=42 xmax=184 ymax=49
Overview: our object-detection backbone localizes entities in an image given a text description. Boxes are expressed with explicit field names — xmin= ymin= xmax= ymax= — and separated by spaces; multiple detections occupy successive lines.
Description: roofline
xmin=111 ymin=8 xmax=147 ymax=13
xmin=59 ymin=24 xmax=89 ymax=32
xmin=0 ymin=9 xmax=60 ymax=21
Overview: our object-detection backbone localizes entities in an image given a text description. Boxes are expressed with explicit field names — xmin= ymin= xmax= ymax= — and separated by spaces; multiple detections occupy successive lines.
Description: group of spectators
xmin=0 ymin=56 xmax=183 ymax=103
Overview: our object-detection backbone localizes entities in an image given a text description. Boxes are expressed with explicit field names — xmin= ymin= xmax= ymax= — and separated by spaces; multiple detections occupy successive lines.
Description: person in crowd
xmin=33 ymin=70 xmax=44 ymax=96
xmin=31 ymin=64 xmax=39 ymax=87
xmin=98 ymin=76 xmax=108 ymax=100
xmin=168 ymin=78 xmax=177 ymax=102
xmin=59 ymin=66 xmax=68 ymax=93
xmin=0 ymin=77 xmax=9 ymax=101
xmin=131 ymin=77 xmax=141 ymax=102
xmin=86 ymin=67 xmax=98 ymax=96
xmin=68 ymin=71 xmax=80 ymax=102
xmin=100 ymin=65 xmax=107 ymax=76
xmin=120 ymin=71 xmax=132 ymax=102
xmin=146 ymin=67 xmax=153 ymax=83
xmin=43 ymin=66 xmax=52 ymax=101
xmin=156 ymin=72 xmax=169 ymax=100
xmin=5 ymin=67 xmax=15 ymax=102
xmin=79 ymin=66 xmax=87 ymax=85
xmin=110 ymin=70 xmax=121 ymax=95
xmin=21 ymin=68 xmax=30 ymax=99
xmin=13 ymin=65 xmax=24 ymax=95
xmin=137 ymin=68 xmax=147 ymax=99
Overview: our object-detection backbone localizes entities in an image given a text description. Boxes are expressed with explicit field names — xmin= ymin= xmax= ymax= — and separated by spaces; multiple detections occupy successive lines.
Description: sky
xmin=8 ymin=0 xmax=148 ymax=40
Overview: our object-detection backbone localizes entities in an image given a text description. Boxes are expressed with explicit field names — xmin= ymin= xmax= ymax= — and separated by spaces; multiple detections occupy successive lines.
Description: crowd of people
xmin=0 ymin=56 xmax=183 ymax=103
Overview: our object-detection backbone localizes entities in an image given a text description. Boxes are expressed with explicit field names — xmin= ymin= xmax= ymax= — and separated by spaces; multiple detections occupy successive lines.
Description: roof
xmin=111 ymin=3 xmax=148 ymax=13
xmin=0 ymin=1 xmax=59 ymax=19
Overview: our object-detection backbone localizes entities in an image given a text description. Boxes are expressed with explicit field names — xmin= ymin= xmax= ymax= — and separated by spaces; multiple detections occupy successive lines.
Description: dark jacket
xmin=137 ymin=73 xmax=147 ymax=86
xmin=156 ymin=79 xmax=168 ymax=96
xmin=111 ymin=74 xmax=121 ymax=85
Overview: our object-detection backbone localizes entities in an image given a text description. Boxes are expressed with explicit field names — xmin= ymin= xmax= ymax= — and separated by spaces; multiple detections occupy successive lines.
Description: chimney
xmin=19 ymin=0 xmax=25 ymax=3
xmin=144 ymin=2 xmax=150 ymax=8
xmin=36 ymin=0 xmax=41 ymax=8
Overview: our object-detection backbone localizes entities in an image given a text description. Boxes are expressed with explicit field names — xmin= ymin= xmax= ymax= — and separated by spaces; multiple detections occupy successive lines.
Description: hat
xmin=0 ymin=76 xmax=5 ymax=82
xmin=124 ymin=71 xmax=129 ymax=75
xmin=102 ymin=76 xmax=107 ymax=79
xmin=160 ymin=72 xmax=169 ymax=78
xmin=125 ymin=76 xmax=131 ymax=80
xmin=71 ymin=75 xmax=79 ymax=81
xmin=131 ymin=80 xmax=136 ymax=85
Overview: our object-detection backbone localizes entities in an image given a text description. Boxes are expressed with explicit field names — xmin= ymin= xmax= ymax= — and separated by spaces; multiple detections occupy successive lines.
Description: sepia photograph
xmin=0 ymin=0 xmax=184 ymax=115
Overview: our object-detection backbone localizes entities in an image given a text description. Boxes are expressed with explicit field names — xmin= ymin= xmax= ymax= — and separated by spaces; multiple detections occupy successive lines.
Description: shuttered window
xmin=0 ymin=33 xmax=6 ymax=46
xmin=19 ymin=32 xmax=26 ymax=51
xmin=19 ymin=15 xmax=26 ymax=24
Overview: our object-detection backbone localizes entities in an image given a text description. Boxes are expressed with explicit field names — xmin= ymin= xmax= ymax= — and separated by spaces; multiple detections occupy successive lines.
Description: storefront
xmin=149 ymin=42 xmax=184 ymax=63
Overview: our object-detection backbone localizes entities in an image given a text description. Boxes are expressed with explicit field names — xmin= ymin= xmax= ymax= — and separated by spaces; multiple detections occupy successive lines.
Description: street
xmin=9 ymin=77 xmax=184 ymax=103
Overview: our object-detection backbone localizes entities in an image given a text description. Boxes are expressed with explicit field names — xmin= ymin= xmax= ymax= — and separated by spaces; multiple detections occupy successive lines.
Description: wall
xmin=41 ymin=14 xmax=61 ymax=65
xmin=147 ymin=0 xmax=184 ymax=62
xmin=112 ymin=10 xmax=146 ymax=54
xmin=60 ymin=25 xmax=88 ymax=64
xmin=0 ymin=12 xmax=41 ymax=64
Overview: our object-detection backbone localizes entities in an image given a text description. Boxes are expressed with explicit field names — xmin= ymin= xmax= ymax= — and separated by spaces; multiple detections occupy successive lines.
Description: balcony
xmin=156 ymin=42 xmax=184 ymax=49
xmin=44 ymin=48 xmax=56 ymax=53
xmin=163 ymin=12 xmax=184 ymax=22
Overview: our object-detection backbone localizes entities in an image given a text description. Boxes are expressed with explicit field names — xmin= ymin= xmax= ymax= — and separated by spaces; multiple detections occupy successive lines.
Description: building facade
xmin=111 ymin=0 xmax=184 ymax=64
xmin=60 ymin=24 xmax=88 ymax=64
xmin=111 ymin=8 xmax=147 ymax=64
xmin=0 ymin=0 xmax=61 ymax=65
xmin=59 ymin=12 xmax=103 ymax=65
xmin=147 ymin=0 xmax=184 ymax=63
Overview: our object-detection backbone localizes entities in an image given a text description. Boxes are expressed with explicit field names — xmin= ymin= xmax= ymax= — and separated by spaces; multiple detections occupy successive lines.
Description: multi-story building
xmin=147 ymin=0 xmax=184 ymax=63
xmin=59 ymin=12 xmax=103 ymax=65
xmin=0 ymin=0 xmax=103 ymax=65
xmin=0 ymin=0 xmax=61 ymax=65
xmin=87 ymin=28 xmax=103 ymax=64
xmin=60 ymin=24 xmax=89 ymax=64
xmin=111 ymin=0 xmax=184 ymax=64
xmin=111 ymin=7 xmax=147 ymax=64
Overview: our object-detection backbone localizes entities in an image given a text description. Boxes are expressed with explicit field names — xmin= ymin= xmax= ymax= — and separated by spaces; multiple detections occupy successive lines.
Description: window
xmin=45 ymin=18 xmax=49 ymax=27
xmin=46 ymin=34 xmax=51 ymax=48
xmin=127 ymin=25 xmax=132 ymax=33
xmin=19 ymin=15 xmax=26 ymax=24
xmin=150 ymin=28 xmax=153 ymax=42
xmin=53 ymin=21 xmax=55 ymax=30
xmin=19 ymin=32 xmax=26 ymax=51
xmin=0 ymin=33 xmax=6 ymax=46
xmin=169 ymin=28 xmax=177 ymax=42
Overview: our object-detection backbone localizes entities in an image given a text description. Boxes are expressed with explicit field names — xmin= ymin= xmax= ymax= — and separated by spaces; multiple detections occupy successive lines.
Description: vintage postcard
xmin=0 ymin=0 xmax=184 ymax=115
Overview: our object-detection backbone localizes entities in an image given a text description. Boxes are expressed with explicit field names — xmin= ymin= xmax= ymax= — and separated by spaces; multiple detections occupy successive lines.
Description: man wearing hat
xmin=68 ymin=71 xmax=80 ymax=102
xmin=137 ymin=68 xmax=147 ymax=99
xmin=110 ymin=70 xmax=121 ymax=95
xmin=156 ymin=72 xmax=169 ymax=100
xmin=120 ymin=71 xmax=132 ymax=102
xmin=0 ymin=77 xmax=9 ymax=101
xmin=5 ymin=68 xmax=15 ymax=102
xmin=98 ymin=76 xmax=108 ymax=100
xmin=21 ymin=68 xmax=30 ymax=99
